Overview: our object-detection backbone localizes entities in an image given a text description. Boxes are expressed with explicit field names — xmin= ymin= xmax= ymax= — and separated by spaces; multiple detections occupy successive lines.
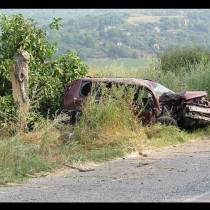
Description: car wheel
xmin=155 ymin=116 xmax=178 ymax=127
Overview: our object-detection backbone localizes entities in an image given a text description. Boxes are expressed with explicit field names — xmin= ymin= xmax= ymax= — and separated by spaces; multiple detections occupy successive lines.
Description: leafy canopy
xmin=0 ymin=13 xmax=88 ymax=120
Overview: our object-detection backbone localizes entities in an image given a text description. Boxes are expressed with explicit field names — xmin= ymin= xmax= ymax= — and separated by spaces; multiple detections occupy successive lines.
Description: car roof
xmin=80 ymin=77 xmax=158 ymax=90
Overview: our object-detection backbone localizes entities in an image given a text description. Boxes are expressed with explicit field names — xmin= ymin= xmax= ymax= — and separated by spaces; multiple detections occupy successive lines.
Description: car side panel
xmin=63 ymin=80 xmax=83 ymax=110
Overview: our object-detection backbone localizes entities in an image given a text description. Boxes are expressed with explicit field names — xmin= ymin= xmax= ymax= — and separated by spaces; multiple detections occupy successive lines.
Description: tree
xmin=0 ymin=13 xmax=88 ymax=129
xmin=0 ymin=13 xmax=56 ymax=97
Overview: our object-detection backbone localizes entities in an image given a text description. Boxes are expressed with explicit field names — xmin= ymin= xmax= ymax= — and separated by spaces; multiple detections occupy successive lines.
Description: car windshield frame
xmin=153 ymin=83 xmax=175 ymax=97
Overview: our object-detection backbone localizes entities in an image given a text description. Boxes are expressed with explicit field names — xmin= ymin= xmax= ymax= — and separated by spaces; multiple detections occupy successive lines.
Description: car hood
xmin=180 ymin=91 xmax=208 ymax=100
xmin=159 ymin=91 xmax=208 ymax=101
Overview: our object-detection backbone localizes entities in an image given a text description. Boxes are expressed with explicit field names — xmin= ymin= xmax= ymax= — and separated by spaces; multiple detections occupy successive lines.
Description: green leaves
xmin=0 ymin=13 xmax=56 ymax=63
xmin=160 ymin=46 xmax=210 ymax=73
xmin=49 ymin=17 xmax=62 ymax=30
xmin=0 ymin=13 xmax=88 ymax=121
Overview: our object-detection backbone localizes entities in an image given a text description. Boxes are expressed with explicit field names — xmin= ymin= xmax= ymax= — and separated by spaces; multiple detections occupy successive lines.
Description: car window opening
xmin=133 ymin=87 xmax=154 ymax=111
xmin=80 ymin=82 xmax=92 ymax=97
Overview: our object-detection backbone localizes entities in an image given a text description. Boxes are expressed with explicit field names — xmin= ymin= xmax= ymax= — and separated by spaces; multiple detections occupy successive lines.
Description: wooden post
xmin=10 ymin=49 xmax=30 ymax=132
xmin=11 ymin=49 xmax=30 ymax=104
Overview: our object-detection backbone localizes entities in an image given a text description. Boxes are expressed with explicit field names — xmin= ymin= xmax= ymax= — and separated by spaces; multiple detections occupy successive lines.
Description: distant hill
xmin=1 ymin=9 xmax=210 ymax=60
xmin=0 ymin=9 xmax=133 ymax=24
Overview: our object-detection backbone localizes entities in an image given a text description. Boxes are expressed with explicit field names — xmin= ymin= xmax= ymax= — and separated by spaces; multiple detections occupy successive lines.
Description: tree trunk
xmin=10 ymin=49 xmax=30 ymax=104
xmin=10 ymin=49 xmax=30 ymax=132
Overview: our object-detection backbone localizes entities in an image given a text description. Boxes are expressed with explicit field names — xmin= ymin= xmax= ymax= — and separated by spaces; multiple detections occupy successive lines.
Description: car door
xmin=133 ymin=87 xmax=155 ymax=125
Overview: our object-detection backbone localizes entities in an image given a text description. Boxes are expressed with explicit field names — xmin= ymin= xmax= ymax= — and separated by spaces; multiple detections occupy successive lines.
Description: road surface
xmin=0 ymin=137 xmax=210 ymax=202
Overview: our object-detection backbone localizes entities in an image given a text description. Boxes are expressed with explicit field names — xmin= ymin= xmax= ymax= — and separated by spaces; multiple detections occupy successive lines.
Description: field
xmin=86 ymin=58 xmax=150 ymax=69
xmin=126 ymin=14 xmax=184 ymax=24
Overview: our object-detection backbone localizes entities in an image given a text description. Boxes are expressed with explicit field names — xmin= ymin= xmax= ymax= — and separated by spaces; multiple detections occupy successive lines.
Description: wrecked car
xmin=63 ymin=77 xmax=210 ymax=130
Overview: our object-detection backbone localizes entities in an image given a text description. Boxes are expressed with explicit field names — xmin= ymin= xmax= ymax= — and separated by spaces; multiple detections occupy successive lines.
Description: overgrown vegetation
xmin=73 ymin=84 xmax=143 ymax=151
xmin=160 ymin=46 xmax=210 ymax=73
xmin=0 ymin=14 xmax=88 ymax=127
xmin=1 ymin=13 xmax=210 ymax=186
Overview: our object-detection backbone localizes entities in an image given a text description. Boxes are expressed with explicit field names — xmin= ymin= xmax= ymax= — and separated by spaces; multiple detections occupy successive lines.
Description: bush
xmin=160 ymin=46 xmax=210 ymax=73
xmin=72 ymin=84 xmax=144 ymax=151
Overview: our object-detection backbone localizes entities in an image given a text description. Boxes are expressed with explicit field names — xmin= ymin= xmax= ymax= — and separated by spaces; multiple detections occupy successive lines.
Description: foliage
xmin=49 ymin=17 xmax=63 ymax=30
xmin=0 ymin=13 xmax=56 ymax=68
xmin=0 ymin=95 xmax=18 ymax=130
xmin=159 ymin=46 xmax=210 ymax=73
xmin=30 ymin=51 xmax=88 ymax=117
xmin=0 ymin=13 xmax=88 ymax=125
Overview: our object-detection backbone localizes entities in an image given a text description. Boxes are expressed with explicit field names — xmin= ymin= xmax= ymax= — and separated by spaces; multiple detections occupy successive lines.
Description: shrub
xmin=160 ymin=46 xmax=210 ymax=73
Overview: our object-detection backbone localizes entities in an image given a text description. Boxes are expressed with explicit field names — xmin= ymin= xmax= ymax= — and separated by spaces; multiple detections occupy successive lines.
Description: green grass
xmin=142 ymin=124 xmax=210 ymax=152
xmin=0 ymin=139 xmax=52 ymax=185
xmin=87 ymin=58 xmax=150 ymax=69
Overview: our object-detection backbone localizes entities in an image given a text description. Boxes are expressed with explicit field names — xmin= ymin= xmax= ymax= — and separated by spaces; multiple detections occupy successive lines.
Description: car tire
xmin=155 ymin=116 xmax=178 ymax=127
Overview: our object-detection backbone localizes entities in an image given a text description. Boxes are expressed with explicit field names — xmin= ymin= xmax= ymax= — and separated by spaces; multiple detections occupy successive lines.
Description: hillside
xmin=1 ymin=9 xmax=210 ymax=60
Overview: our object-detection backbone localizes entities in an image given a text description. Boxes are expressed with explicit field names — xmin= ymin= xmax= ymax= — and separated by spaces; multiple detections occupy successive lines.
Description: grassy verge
xmin=1 ymin=111 xmax=209 ymax=186
xmin=1 ymin=59 xmax=210 ymax=185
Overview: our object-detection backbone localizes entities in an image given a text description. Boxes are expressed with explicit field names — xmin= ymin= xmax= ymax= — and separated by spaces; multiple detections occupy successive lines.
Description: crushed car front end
xmin=159 ymin=90 xmax=210 ymax=129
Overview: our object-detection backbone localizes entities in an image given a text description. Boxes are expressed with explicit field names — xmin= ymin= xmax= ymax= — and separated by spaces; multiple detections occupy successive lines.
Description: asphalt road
xmin=0 ymin=137 xmax=210 ymax=202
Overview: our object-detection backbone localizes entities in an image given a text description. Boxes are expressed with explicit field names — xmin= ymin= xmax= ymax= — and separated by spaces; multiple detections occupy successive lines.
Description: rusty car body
xmin=63 ymin=77 xmax=210 ymax=130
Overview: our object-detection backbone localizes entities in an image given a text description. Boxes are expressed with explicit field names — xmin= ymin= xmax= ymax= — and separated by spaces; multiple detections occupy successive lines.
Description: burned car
xmin=63 ymin=77 xmax=210 ymax=130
